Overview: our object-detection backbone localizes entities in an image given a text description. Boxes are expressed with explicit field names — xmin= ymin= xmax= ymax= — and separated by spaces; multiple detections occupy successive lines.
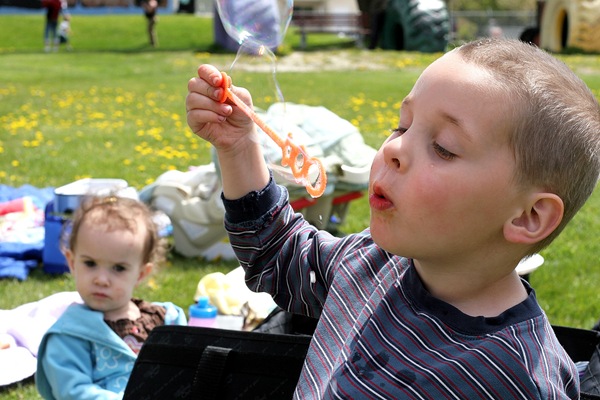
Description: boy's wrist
xmin=222 ymin=173 xmax=280 ymax=224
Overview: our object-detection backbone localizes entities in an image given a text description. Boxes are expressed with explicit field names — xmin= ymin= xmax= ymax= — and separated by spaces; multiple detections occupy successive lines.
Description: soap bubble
xmin=214 ymin=0 xmax=294 ymax=105
xmin=215 ymin=0 xmax=293 ymax=54
xmin=215 ymin=0 xmax=293 ymax=141
xmin=215 ymin=0 xmax=309 ymax=189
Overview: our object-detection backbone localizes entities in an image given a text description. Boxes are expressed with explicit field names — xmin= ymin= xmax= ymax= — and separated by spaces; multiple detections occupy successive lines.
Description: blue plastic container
xmin=188 ymin=296 xmax=218 ymax=328
xmin=42 ymin=201 xmax=70 ymax=274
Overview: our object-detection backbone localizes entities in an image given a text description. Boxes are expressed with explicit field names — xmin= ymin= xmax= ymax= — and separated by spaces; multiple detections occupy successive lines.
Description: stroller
xmin=140 ymin=103 xmax=376 ymax=259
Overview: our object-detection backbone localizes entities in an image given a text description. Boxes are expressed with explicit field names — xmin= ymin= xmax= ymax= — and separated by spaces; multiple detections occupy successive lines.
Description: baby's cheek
xmin=113 ymin=286 xmax=129 ymax=298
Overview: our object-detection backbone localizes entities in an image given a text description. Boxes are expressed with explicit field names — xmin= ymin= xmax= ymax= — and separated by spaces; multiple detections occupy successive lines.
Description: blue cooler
xmin=42 ymin=201 xmax=69 ymax=274
xmin=42 ymin=178 xmax=133 ymax=274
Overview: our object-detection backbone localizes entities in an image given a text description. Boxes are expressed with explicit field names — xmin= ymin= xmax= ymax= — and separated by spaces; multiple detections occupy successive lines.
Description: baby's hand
xmin=186 ymin=64 xmax=257 ymax=152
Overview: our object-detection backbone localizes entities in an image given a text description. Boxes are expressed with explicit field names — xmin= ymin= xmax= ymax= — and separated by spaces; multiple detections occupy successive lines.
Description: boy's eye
xmin=433 ymin=142 xmax=456 ymax=161
xmin=390 ymin=127 xmax=407 ymax=137
xmin=83 ymin=260 xmax=96 ymax=268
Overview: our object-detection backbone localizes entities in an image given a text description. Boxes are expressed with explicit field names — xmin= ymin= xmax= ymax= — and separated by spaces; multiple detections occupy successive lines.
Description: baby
xmin=36 ymin=196 xmax=186 ymax=399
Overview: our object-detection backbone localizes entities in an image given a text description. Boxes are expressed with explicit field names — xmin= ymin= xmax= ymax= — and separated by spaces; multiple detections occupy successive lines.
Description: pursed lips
xmin=369 ymin=182 xmax=394 ymax=211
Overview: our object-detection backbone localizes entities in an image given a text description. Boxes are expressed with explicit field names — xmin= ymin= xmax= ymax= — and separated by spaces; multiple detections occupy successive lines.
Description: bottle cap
xmin=189 ymin=296 xmax=217 ymax=319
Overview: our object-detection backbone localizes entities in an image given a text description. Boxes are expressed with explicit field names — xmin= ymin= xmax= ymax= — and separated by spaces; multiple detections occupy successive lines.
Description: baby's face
xmin=368 ymin=51 xmax=526 ymax=261
xmin=65 ymin=216 xmax=150 ymax=320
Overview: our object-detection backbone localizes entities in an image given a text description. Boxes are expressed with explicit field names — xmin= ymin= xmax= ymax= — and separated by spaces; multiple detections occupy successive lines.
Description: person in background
xmin=185 ymin=38 xmax=600 ymax=398
xmin=357 ymin=0 xmax=389 ymax=49
xmin=140 ymin=0 xmax=159 ymax=47
xmin=488 ymin=18 xmax=504 ymax=39
xmin=58 ymin=13 xmax=72 ymax=51
xmin=36 ymin=196 xmax=186 ymax=400
xmin=41 ymin=0 xmax=62 ymax=52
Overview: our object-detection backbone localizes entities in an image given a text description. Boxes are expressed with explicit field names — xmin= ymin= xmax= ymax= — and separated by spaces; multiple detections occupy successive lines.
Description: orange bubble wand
xmin=217 ymin=71 xmax=327 ymax=198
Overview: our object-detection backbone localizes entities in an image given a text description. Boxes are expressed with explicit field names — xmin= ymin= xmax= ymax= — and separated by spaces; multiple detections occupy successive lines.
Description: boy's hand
xmin=186 ymin=64 xmax=258 ymax=154
xmin=186 ymin=64 xmax=269 ymax=199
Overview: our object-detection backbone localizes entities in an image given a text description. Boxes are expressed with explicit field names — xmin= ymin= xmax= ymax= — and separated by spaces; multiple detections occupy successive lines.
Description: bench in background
xmin=291 ymin=12 xmax=369 ymax=49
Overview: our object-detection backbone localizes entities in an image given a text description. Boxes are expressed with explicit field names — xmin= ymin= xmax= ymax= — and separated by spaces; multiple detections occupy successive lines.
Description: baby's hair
xmin=63 ymin=195 xmax=167 ymax=267
xmin=455 ymin=38 xmax=600 ymax=253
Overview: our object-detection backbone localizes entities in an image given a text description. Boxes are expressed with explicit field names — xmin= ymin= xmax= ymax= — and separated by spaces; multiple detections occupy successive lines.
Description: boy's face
xmin=65 ymin=214 xmax=151 ymax=320
xmin=369 ymin=51 xmax=526 ymax=263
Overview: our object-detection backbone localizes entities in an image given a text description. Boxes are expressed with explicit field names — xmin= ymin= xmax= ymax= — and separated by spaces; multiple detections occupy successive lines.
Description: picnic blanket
xmin=0 ymin=184 xmax=54 ymax=280
xmin=0 ymin=291 xmax=82 ymax=386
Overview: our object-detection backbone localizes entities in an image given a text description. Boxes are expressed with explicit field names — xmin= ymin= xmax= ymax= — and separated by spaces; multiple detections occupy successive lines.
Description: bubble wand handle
xmin=218 ymin=71 xmax=327 ymax=198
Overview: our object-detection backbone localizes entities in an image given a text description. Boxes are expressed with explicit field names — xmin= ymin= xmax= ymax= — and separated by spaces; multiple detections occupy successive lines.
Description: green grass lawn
xmin=1 ymin=12 xmax=599 ymax=399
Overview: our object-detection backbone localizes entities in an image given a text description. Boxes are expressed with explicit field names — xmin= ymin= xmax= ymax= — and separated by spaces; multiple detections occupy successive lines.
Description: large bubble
xmin=213 ymin=0 xmax=329 ymax=197
xmin=215 ymin=0 xmax=293 ymax=54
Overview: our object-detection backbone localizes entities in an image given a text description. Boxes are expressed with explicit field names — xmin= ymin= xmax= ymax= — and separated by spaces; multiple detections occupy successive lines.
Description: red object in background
xmin=0 ymin=197 xmax=35 ymax=216
xmin=41 ymin=0 xmax=62 ymax=21
xmin=290 ymin=191 xmax=363 ymax=211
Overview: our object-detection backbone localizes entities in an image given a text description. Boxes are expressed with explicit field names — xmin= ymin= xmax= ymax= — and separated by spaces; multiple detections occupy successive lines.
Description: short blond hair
xmin=456 ymin=38 xmax=600 ymax=253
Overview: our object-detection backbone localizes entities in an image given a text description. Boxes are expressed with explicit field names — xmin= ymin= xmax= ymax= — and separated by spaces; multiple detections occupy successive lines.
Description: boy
xmin=185 ymin=38 xmax=600 ymax=398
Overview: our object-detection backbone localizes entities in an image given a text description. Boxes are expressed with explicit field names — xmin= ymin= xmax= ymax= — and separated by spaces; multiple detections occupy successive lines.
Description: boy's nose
xmin=383 ymin=134 xmax=409 ymax=172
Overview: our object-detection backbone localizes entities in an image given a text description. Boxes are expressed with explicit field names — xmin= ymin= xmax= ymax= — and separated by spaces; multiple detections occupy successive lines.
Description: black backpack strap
xmin=552 ymin=325 xmax=600 ymax=362
xmin=193 ymin=345 xmax=232 ymax=400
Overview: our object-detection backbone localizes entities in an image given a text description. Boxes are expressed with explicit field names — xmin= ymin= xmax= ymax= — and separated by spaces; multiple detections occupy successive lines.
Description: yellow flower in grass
xmin=22 ymin=140 xmax=34 ymax=148
xmin=89 ymin=112 xmax=106 ymax=120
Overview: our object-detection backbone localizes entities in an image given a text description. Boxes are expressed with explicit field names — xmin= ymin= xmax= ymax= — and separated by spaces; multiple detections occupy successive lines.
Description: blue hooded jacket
xmin=36 ymin=301 xmax=186 ymax=399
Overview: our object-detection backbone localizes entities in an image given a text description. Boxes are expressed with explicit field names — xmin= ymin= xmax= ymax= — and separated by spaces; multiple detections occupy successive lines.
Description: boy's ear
xmin=504 ymin=193 xmax=564 ymax=244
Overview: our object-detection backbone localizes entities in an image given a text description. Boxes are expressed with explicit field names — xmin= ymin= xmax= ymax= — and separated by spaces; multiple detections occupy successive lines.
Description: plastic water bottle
xmin=188 ymin=296 xmax=218 ymax=328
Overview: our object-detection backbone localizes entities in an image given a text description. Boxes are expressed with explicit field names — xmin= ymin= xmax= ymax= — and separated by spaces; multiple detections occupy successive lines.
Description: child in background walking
xmin=185 ymin=38 xmax=600 ymax=398
xmin=58 ymin=13 xmax=72 ymax=51
xmin=36 ymin=196 xmax=186 ymax=400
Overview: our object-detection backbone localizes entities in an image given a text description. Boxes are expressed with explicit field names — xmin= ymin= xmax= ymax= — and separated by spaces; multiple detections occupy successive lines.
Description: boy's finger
xmin=186 ymin=109 xmax=226 ymax=133
xmin=197 ymin=64 xmax=223 ymax=87
xmin=187 ymin=77 xmax=226 ymax=103
xmin=186 ymin=92 xmax=232 ymax=118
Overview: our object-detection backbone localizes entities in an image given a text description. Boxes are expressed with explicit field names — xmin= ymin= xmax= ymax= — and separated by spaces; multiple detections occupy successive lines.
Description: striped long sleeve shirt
xmin=223 ymin=178 xmax=579 ymax=399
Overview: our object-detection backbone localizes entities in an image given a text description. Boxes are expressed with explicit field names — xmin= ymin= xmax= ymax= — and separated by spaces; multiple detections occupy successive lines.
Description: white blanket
xmin=0 ymin=291 xmax=82 ymax=386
